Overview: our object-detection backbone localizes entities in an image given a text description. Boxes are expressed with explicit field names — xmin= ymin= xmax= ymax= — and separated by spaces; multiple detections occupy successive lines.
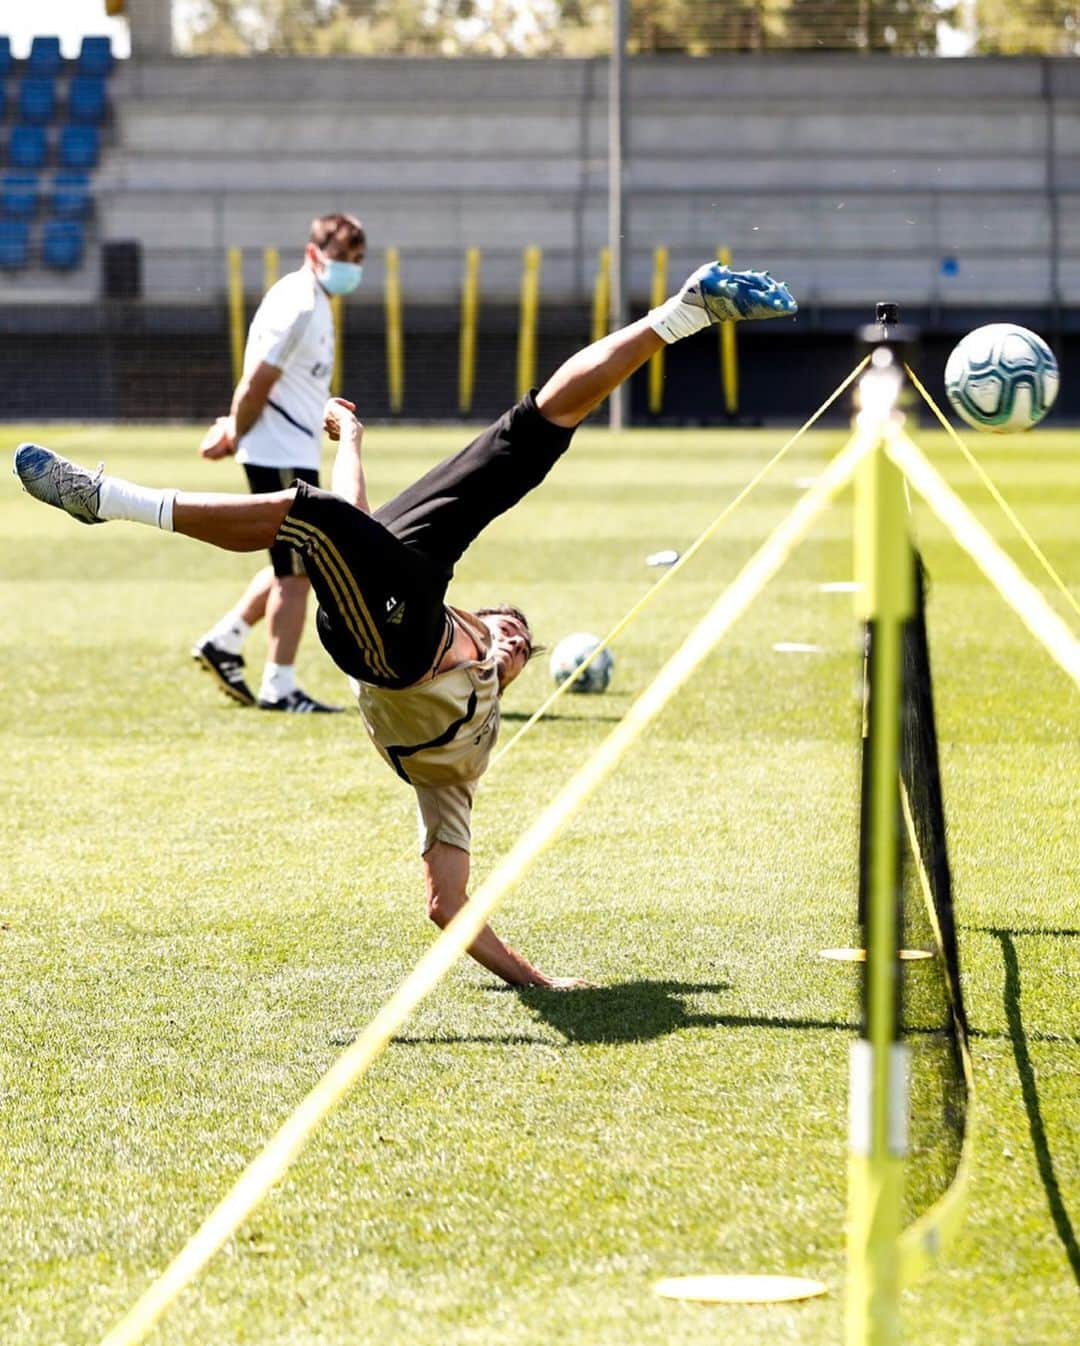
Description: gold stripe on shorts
xmin=278 ymin=518 xmax=395 ymax=681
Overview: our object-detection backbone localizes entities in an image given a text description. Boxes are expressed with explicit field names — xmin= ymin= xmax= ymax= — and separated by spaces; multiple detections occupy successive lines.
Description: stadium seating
xmin=78 ymin=37 xmax=114 ymax=77
xmin=58 ymin=124 xmax=99 ymax=170
xmin=1 ymin=172 xmax=40 ymax=219
xmin=19 ymin=77 xmax=57 ymax=126
xmin=69 ymin=75 xmax=108 ymax=124
xmin=41 ymin=217 xmax=85 ymax=270
xmin=0 ymin=38 xmax=110 ymax=277
xmin=0 ymin=217 xmax=30 ymax=269
xmin=8 ymin=124 xmax=48 ymax=171
xmin=27 ymin=36 xmax=63 ymax=78
xmin=51 ymin=171 xmax=91 ymax=219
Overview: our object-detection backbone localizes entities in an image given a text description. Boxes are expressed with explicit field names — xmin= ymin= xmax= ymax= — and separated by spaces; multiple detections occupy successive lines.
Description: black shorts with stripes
xmin=277 ymin=392 xmax=575 ymax=689
xmin=244 ymin=464 xmax=320 ymax=577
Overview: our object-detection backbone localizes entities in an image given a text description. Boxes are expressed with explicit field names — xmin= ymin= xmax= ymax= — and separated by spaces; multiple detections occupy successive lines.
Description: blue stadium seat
xmin=51 ymin=171 xmax=91 ymax=219
xmin=9 ymin=125 xmax=48 ymax=171
xmin=0 ymin=218 xmax=30 ymax=269
xmin=58 ymin=124 xmax=99 ymax=170
xmin=69 ymin=75 xmax=107 ymax=124
xmin=1 ymin=172 xmax=40 ymax=219
xmin=27 ymin=37 xmax=63 ymax=78
xmin=42 ymin=218 xmax=86 ymax=270
xmin=78 ymin=37 xmax=114 ymax=77
xmin=0 ymin=37 xmax=12 ymax=78
xmin=19 ymin=77 xmax=57 ymax=126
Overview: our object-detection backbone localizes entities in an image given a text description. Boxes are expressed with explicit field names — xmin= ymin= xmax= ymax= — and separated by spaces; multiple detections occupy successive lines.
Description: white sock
xmin=648 ymin=292 xmax=712 ymax=345
xmin=98 ymin=476 xmax=176 ymax=530
xmin=202 ymin=613 xmax=251 ymax=656
xmin=260 ymin=662 xmax=297 ymax=702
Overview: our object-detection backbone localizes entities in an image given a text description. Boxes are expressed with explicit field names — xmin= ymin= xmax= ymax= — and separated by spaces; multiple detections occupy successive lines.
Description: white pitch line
xmin=772 ymin=642 xmax=827 ymax=653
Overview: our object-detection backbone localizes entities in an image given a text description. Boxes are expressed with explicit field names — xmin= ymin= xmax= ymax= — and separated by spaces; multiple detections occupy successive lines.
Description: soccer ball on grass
xmin=549 ymin=633 xmax=614 ymax=694
xmin=944 ymin=323 xmax=1059 ymax=432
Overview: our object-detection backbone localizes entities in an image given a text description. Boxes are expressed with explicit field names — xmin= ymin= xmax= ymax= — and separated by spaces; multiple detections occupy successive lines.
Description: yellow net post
xmin=384 ymin=246 xmax=404 ymax=414
xmin=226 ymin=245 xmax=244 ymax=387
xmin=648 ymin=245 xmax=668 ymax=415
xmin=591 ymin=245 xmax=610 ymax=346
xmin=330 ymin=294 xmax=344 ymax=397
xmin=717 ymin=245 xmax=739 ymax=418
xmin=459 ymin=246 xmax=480 ymax=415
xmin=262 ymin=245 xmax=279 ymax=293
xmin=517 ymin=244 xmax=541 ymax=401
xmin=847 ymin=351 xmax=914 ymax=1346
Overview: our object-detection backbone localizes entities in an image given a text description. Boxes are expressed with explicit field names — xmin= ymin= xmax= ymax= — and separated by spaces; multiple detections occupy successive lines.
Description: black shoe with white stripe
xmin=192 ymin=638 xmax=256 ymax=707
xmin=257 ymin=689 xmax=343 ymax=714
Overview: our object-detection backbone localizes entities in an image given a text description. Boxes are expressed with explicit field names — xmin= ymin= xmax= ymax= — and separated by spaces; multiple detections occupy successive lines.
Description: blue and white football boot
xmin=13 ymin=442 xmax=105 ymax=524
xmin=679 ymin=262 xmax=798 ymax=323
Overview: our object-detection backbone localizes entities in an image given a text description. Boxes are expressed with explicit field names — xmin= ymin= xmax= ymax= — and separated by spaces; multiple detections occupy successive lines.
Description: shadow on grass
xmin=966 ymin=925 xmax=1080 ymax=939
xmin=499 ymin=710 xmax=624 ymax=724
xmin=991 ymin=929 xmax=1080 ymax=1288
xmin=513 ymin=979 xmax=855 ymax=1045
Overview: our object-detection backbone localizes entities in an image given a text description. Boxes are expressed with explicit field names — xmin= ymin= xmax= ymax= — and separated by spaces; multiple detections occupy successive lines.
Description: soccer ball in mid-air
xmin=549 ymin=633 xmax=614 ymax=694
xmin=944 ymin=323 xmax=1059 ymax=432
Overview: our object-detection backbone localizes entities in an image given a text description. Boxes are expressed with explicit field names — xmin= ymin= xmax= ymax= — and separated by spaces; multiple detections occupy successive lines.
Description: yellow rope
xmin=98 ymin=427 xmax=876 ymax=1346
xmin=884 ymin=426 xmax=1080 ymax=685
xmin=489 ymin=356 xmax=871 ymax=769
xmin=904 ymin=363 xmax=1080 ymax=625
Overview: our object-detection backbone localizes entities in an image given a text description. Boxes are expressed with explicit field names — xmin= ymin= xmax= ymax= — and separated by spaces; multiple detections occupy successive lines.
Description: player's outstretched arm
xmin=422 ymin=842 xmax=589 ymax=989
xmin=324 ymin=398 xmax=369 ymax=512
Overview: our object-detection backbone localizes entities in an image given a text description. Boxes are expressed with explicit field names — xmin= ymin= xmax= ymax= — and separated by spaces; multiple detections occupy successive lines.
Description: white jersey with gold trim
xmin=237 ymin=267 xmax=333 ymax=471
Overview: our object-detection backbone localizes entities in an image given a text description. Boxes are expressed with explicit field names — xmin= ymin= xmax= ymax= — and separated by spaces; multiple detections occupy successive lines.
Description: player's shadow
xmin=499 ymin=710 xmax=624 ymax=724
xmin=514 ymin=979 xmax=853 ymax=1045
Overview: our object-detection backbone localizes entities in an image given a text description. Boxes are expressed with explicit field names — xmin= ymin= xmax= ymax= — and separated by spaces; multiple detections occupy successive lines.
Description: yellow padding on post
xmin=904 ymin=363 xmax=1079 ymax=625
xmin=98 ymin=425 xmax=876 ymax=1346
xmin=885 ymin=430 xmax=1080 ymax=686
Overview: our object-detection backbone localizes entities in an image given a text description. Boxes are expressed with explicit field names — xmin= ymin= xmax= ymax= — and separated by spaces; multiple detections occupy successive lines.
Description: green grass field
xmin=1 ymin=419 xmax=1077 ymax=1346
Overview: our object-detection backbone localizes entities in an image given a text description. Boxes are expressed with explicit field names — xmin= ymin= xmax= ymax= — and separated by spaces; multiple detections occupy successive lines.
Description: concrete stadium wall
xmin=93 ymin=54 xmax=1080 ymax=308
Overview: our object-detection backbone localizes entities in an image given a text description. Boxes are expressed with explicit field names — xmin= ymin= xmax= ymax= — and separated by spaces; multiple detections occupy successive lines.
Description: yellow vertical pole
xmin=226 ymin=245 xmax=245 ymax=386
xmin=459 ymin=246 xmax=480 ymax=416
xmin=517 ymin=244 xmax=541 ymax=401
xmin=848 ymin=374 xmax=914 ymax=1346
xmin=262 ymin=246 xmax=279 ymax=293
xmin=648 ymin=245 xmax=669 ymax=416
xmin=591 ymin=246 xmax=611 ymax=346
xmin=331 ymin=294 xmax=344 ymax=397
xmin=717 ymin=245 xmax=739 ymax=418
xmin=385 ymin=247 xmax=404 ymax=415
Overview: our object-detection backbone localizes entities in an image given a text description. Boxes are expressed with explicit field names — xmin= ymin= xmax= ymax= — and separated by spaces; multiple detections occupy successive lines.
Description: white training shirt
xmin=236 ymin=266 xmax=334 ymax=471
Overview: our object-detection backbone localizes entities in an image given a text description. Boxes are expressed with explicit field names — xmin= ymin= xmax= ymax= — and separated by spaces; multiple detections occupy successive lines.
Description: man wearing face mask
xmin=191 ymin=212 xmax=367 ymax=712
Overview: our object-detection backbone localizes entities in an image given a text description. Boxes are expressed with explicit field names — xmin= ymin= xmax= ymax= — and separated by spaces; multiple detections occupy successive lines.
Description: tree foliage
xmin=972 ymin=1 xmax=1080 ymax=55
xmin=174 ymin=0 xmax=1077 ymax=57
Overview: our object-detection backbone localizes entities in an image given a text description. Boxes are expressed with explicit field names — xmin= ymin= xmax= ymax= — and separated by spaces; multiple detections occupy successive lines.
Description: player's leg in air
xmin=13 ymin=262 xmax=795 ymax=540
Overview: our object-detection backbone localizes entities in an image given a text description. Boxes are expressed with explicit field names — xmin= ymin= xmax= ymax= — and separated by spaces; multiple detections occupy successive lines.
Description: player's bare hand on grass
xmin=199 ymin=416 xmax=237 ymax=459
xmin=323 ymin=398 xmax=359 ymax=442
xmin=529 ymin=975 xmax=596 ymax=991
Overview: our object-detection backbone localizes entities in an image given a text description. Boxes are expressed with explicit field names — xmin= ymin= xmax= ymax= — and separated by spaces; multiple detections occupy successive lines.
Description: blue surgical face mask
xmin=318 ymin=258 xmax=363 ymax=295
